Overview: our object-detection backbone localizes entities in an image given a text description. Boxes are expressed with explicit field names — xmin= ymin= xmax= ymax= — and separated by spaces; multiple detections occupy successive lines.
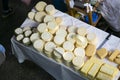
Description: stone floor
xmin=0 ymin=0 xmax=120 ymax=80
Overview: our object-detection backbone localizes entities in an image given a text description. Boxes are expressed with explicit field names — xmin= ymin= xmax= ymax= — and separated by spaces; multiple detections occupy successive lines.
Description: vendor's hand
xmin=21 ymin=0 xmax=31 ymax=6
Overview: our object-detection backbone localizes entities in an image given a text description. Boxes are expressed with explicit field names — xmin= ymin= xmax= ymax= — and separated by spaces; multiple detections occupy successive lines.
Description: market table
xmin=11 ymin=10 xmax=120 ymax=80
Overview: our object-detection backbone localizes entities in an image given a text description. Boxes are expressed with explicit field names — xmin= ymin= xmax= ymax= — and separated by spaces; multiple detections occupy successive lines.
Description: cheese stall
xmin=11 ymin=1 xmax=120 ymax=80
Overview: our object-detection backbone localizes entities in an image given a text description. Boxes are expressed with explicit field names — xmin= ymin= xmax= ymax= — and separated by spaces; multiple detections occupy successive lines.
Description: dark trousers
xmin=2 ymin=0 xmax=9 ymax=11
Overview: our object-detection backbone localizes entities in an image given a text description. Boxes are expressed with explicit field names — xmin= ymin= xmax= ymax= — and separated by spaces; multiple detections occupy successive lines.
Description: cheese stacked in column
xmin=63 ymin=52 xmax=74 ymax=66
xmin=66 ymin=33 xmax=76 ymax=43
xmin=30 ymin=33 xmax=40 ymax=43
xmin=37 ymin=23 xmax=48 ymax=33
xmin=15 ymin=28 xmax=23 ymax=35
xmin=35 ymin=12 xmax=46 ymax=23
xmin=44 ymin=42 xmax=56 ymax=58
xmin=74 ymin=47 xmax=85 ymax=58
xmin=55 ymin=17 xmax=63 ymax=25
xmin=28 ymin=11 xmax=35 ymax=20
xmin=35 ymin=1 xmax=47 ymax=12
xmin=45 ymin=4 xmax=55 ymax=15
xmin=41 ymin=31 xmax=53 ymax=42
xmin=43 ymin=15 xmax=55 ymax=23
xmin=22 ymin=37 xmax=31 ymax=45
xmin=67 ymin=26 xmax=77 ymax=33
xmin=16 ymin=34 xmax=24 ymax=41
xmin=33 ymin=39 xmax=45 ymax=52
xmin=53 ymin=47 xmax=65 ymax=63
xmin=63 ymin=41 xmax=75 ymax=52
xmin=77 ymin=27 xmax=87 ymax=36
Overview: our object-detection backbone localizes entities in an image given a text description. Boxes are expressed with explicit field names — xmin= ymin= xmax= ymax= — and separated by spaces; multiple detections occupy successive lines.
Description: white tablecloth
xmin=11 ymin=10 xmax=120 ymax=80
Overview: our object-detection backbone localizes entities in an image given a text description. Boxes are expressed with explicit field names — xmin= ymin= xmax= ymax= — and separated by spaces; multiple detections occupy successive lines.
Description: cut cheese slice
xmin=85 ymin=44 xmax=96 ymax=57
xmin=97 ymin=48 xmax=108 ymax=59
xmin=47 ymin=21 xmax=59 ymax=34
xmin=43 ymin=15 xmax=55 ymax=23
xmin=15 ymin=28 xmax=23 ymax=35
xmin=22 ymin=37 xmax=30 ymax=45
xmin=67 ymin=26 xmax=77 ymax=33
xmin=55 ymin=17 xmax=62 ymax=25
xmin=35 ymin=1 xmax=47 ymax=11
xmin=28 ymin=11 xmax=35 ymax=20
xmin=16 ymin=34 xmax=24 ymax=41
xmin=30 ymin=33 xmax=40 ymax=43
xmin=37 ymin=23 xmax=48 ymax=33
xmin=35 ymin=12 xmax=46 ymax=23
xmin=45 ymin=4 xmax=55 ymax=15
xmin=24 ymin=30 xmax=32 ymax=37
xmin=54 ymin=35 xmax=65 ymax=46
xmin=77 ymin=27 xmax=87 ymax=36
xmin=72 ymin=56 xmax=84 ymax=70
xmin=86 ymin=32 xmax=98 ymax=45
xmin=109 ymin=49 xmax=120 ymax=61
xmin=63 ymin=41 xmax=75 ymax=52
xmin=74 ymin=47 xmax=85 ymax=58
xmin=66 ymin=33 xmax=76 ymax=43
xmin=33 ymin=39 xmax=45 ymax=52
xmin=41 ymin=31 xmax=53 ymax=41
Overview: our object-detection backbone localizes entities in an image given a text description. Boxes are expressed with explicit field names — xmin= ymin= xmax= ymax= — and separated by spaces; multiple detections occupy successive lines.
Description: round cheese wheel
xmin=35 ymin=12 xmax=46 ymax=23
xmin=54 ymin=35 xmax=65 ymax=46
xmin=67 ymin=26 xmax=77 ymax=33
xmin=77 ymin=27 xmax=87 ymax=36
xmin=15 ymin=28 xmax=23 ymax=35
xmin=37 ymin=23 xmax=48 ymax=33
xmin=47 ymin=21 xmax=59 ymax=34
xmin=86 ymin=32 xmax=98 ymax=45
xmin=16 ymin=34 xmax=24 ymax=41
xmin=74 ymin=47 xmax=85 ymax=58
xmin=33 ymin=39 xmax=45 ymax=52
xmin=22 ymin=37 xmax=30 ymax=45
xmin=24 ymin=30 xmax=32 ymax=37
xmin=41 ymin=31 xmax=53 ymax=41
xmin=55 ymin=28 xmax=67 ymax=38
xmin=63 ymin=52 xmax=74 ymax=62
xmin=72 ymin=56 xmax=84 ymax=70
xmin=30 ymin=33 xmax=40 ymax=43
xmin=28 ymin=11 xmax=35 ymax=20
xmin=43 ymin=15 xmax=55 ymax=23
xmin=55 ymin=17 xmax=62 ymax=25
xmin=66 ymin=33 xmax=76 ymax=43
xmin=63 ymin=41 xmax=75 ymax=52
xmin=45 ymin=4 xmax=55 ymax=15
xmin=44 ymin=42 xmax=56 ymax=53
xmin=35 ymin=1 xmax=47 ymax=11
xmin=22 ymin=26 xmax=31 ymax=32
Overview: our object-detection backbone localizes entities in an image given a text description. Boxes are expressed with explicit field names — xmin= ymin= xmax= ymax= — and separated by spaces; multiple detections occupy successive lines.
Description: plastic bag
xmin=99 ymin=0 xmax=120 ymax=32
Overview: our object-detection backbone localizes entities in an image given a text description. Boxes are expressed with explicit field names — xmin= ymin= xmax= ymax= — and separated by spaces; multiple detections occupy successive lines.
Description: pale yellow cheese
xmin=66 ymin=33 xmax=76 ymax=43
xmin=74 ymin=47 xmax=85 ymax=58
xmin=77 ymin=27 xmax=87 ymax=36
xmin=85 ymin=44 xmax=96 ymax=57
xmin=55 ymin=28 xmax=67 ymax=38
xmin=41 ymin=31 xmax=53 ymax=41
xmin=55 ymin=17 xmax=62 ymax=25
xmin=37 ymin=23 xmax=48 ymax=33
xmin=28 ymin=11 xmax=35 ymax=20
xmin=109 ymin=49 xmax=120 ymax=61
xmin=63 ymin=41 xmax=75 ymax=52
xmin=67 ymin=26 xmax=77 ymax=33
xmin=45 ymin=4 xmax=55 ymax=15
xmin=96 ymin=48 xmax=108 ymax=59
xmin=30 ymin=33 xmax=40 ymax=43
xmin=35 ymin=1 xmax=47 ymax=11
xmin=63 ymin=52 xmax=74 ymax=62
xmin=43 ymin=15 xmax=55 ymax=23
xmin=54 ymin=35 xmax=65 ymax=46
xmin=35 ymin=12 xmax=46 ymax=23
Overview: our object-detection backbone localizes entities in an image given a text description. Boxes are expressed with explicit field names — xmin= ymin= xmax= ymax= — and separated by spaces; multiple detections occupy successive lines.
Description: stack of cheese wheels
xmin=74 ymin=35 xmax=88 ymax=48
xmin=15 ymin=28 xmax=23 ymax=35
xmin=33 ymin=39 xmax=45 ymax=52
xmin=67 ymin=26 xmax=77 ymax=33
xmin=37 ymin=23 xmax=48 ymax=33
xmin=22 ymin=26 xmax=31 ymax=32
xmin=77 ymin=27 xmax=87 ymax=36
xmin=45 ymin=4 xmax=55 ymax=15
xmin=55 ymin=17 xmax=63 ymax=25
xmin=66 ymin=33 xmax=76 ymax=43
xmin=55 ymin=28 xmax=67 ymax=38
xmin=22 ymin=37 xmax=31 ymax=45
xmin=30 ymin=33 xmax=40 ymax=43
xmin=63 ymin=41 xmax=75 ymax=52
xmin=74 ymin=47 xmax=85 ymax=58
xmin=41 ymin=31 xmax=53 ymax=42
xmin=47 ymin=21 xmax=59 ymax=34
xmin=35 ymin=1 xmax=47 ymax=12
xmin=54 ymin=35 xmax=65 ymax=46
xmin=86 ymin=32 xmax=98 ymax=45
xmin=44 ymin=42 xmax=56 ymax=58
xmin=63 ymin=52 xmax=74 ymax=67
xmin=16 ymin=34 xmax=24 ymax=41
xmin=35 ymin=12 xmax=46 ymax=23
xmin=28 ymin=11 xmax=35 ymax=20
xmin=53 ymin=47 xmax=65 ymax=63
xmin=72 ymin=56 xmax=84 ymax=70
xmin=24 ymin=30 xmax=32 ymax=37
xmin=43 ymin=15 xmax=55 ymax=23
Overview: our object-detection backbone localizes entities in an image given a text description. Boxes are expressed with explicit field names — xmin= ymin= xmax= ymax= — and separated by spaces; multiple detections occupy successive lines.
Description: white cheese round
xmin=22 ymin=37 xmax=30 ymax=45
xmin=74 ymin=47 xmax=85 ymax=58
xmin=30 ymin=33 xmax=40 ymax=43
xmin=63 ymin=52 xmax=74 ymax=62
xmin=24 ymin=30 xmax=32 ymax=37
xmin=22 ymin=26 xmax=31 ymax=32
xmin=37 ymin=23 xmax=48 ymax=33
xmin=77 ymin=27 xmax=87 ymax=36
xmin=35 ymin=1 xmax=47 ymax=11
xmin=28 ymin=11 xmax=35 ymax=20
xmin=63 ymin=41 xmax=75 ymax=52
xmin=66 ymin=33 xmax=76 ymax=43
xmin=16 ymin=34 xmax=24 ymax=41
xmin=54 ymin=35 xmax=65 ymax=46
xmin=55 ymin=17 xmax=62 ymax=25
xmin=35 ymin=12 xmax=46 ymax=23
xmin=43 ymin=15 xmax=55 ymax=23
xmin=44 ymin=42 xmax=56 ymax=53
xmin=15 ymin=28 xmax=23 ymax=35
xmin=45 ymin=4 xmax=55 ymax=15
xmin=67 ymin=26 xmax=77 ymax=33
xmin=41 ymin=31 xmax=53 ymax=41
xmin=55 ymin=28 xmax=67 ymax=38
xmin=33 ymin=39 xmax=45 ymax=52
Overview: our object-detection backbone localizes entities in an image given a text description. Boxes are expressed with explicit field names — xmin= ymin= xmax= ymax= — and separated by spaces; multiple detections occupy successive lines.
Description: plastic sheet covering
xmin=99 ymin=0 xmax=120 ymax=32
